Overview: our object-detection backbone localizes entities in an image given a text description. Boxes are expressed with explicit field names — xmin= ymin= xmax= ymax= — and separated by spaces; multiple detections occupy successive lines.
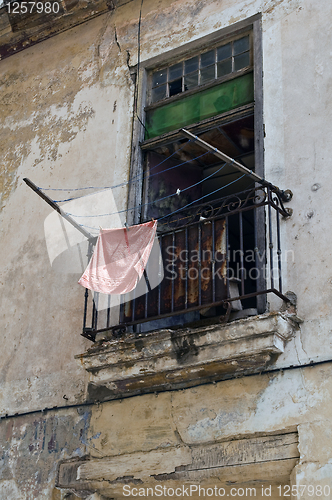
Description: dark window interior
xmin=144 ymin=115 xmax=255 ymax=221
xmin=132 ymin=113 xmax=259 ymax=332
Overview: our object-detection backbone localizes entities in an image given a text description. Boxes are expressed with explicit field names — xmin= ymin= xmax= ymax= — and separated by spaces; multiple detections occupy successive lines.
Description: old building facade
xmin=1 ymin=0 xmax=332 ymax=498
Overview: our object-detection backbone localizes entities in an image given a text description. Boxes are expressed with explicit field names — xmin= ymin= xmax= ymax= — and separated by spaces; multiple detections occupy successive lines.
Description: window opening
xmin=135 ymin=113 xmax=257 ymax=328
xmin=120 ymin=28 xmax=261 ymax=332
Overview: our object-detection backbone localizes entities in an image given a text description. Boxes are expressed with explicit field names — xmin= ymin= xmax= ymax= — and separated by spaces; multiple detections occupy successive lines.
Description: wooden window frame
xmin=126 ymin=15 xmax=265 ymax=317
xmin=128 ymin=14 xmax=264 ymax=227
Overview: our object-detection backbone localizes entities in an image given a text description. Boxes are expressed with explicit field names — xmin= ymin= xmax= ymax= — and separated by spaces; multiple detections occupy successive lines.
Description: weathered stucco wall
xmin=0 ymin=12 xmax=134 ymax=414
xmin=1 ymin=0 xmax=332 ymax=497
xmin=1 ymin=363 xmax=330 ymax=498
xmin=83 ymin=363 xmax=332 ymax=495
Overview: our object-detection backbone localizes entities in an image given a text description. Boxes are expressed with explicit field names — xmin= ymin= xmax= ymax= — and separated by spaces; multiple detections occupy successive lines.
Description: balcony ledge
xmin=76 ymin=312 xmax=297 ymax=402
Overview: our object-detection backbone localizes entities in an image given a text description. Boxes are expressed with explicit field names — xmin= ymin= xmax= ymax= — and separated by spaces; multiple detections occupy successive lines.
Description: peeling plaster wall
xmin=1 ymin=0 xmax=332 ymax=497
xmin=0 ymin=14 xmax=135 ymax=414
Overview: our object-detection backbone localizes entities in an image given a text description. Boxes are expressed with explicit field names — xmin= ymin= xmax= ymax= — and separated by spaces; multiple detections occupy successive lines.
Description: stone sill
xmin=76 ymin=312 xmax=297 ymax=402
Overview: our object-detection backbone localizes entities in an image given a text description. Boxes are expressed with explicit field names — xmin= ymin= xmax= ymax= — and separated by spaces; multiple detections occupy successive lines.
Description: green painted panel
xmin=145 ymin=72 xmax=254 ymax=139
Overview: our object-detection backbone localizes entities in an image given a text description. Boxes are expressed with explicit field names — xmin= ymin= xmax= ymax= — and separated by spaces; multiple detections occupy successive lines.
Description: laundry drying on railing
xmin=78 ymin=220 xmax=157 ymax=295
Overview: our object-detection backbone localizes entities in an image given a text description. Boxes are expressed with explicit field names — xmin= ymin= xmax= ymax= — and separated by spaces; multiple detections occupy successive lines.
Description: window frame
xmin=127 ymin=15 xmax=265 ymax=317
xmin=127 ymin=14 xmax=264 ymax=227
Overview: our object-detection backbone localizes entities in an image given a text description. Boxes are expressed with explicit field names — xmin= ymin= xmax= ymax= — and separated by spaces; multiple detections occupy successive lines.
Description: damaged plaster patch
xmin=186 ymin=409 xmax=248 ymax=442
xmin=263 ymin=0 xmax=300 ymax=15
xmin=0 ymin=480 xmax=24 ymax=500
xmin=252 ymin=370 xmax=325 ymax=425
xmin=0 ymin=31 xmax=99 ymax=210
xmin=77 ymin=446 xmax=192 ymax=482
xmin=0 ymin=410 xmax=91 ymax=499
xmin=0 ymin=94 xmax=95 ymax=209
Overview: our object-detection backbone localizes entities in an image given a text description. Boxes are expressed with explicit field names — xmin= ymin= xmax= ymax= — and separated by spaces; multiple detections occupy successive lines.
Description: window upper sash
xmin=145 ymin=71 xmax=254 ymax=140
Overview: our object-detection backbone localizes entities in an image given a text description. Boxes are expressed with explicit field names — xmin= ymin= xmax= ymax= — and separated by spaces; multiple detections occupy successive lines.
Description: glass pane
xmin=200 ymin=65 xmax=215 ymax=84
xmin=184 ymin=72 xmax=198 ymax=90
xmin=151 ymin=84 xmax=167 ymax=103
xmin=201 ymin=49 xmax=215 ymax=67
xmin=169 ymin=78 xmax=182 ymax=97
xmin=234 ymin=52 xmax=250 ymax=71
xmin=152 ymin=69 xmax=167 ymax=87
xmin=233 ymin=35 xmax=250 ymax=55
xmin=217 ymin=43 xmax=231 ymax=61
xmin=217 ymin=59 xmax=232 ymax=77
xmin=185 ymin=56 xmax=199 ymax=74
xmin=169 ymin=62 xmax=183 ymax=81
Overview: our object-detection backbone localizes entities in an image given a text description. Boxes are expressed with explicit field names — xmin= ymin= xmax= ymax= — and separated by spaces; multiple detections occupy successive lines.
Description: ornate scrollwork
xmin=227 ymin=195 xmax=243 ymax=212
xmin=199 ymin=203 xmax=215 ymax=220
xmin=253 ymin=188 xmax=267 ymax=205
xmin=268 ymin=187 xmax=290 ymax=217
xmin=157 ymin=186 xmax=290 ymax=234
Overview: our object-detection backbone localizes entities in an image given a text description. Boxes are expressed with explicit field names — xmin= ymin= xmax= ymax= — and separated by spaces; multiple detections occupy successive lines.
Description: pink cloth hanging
xmin=78 ymin=220 xmax=157 ymax=294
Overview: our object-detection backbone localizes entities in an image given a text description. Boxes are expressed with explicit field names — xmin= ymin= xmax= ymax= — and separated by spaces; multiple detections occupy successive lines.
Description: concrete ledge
xmin=76 ymin=313 xmax=296 ymax=401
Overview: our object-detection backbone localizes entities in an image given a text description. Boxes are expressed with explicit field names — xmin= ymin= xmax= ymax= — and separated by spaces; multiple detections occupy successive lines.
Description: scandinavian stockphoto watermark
xmin=164 ymin=245 xmax=295 ymax=282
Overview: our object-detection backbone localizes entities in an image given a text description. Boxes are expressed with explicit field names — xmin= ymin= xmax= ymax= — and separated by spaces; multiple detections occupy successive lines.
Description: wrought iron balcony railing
xmin=82 ymin=186 xmax=291 ymax=341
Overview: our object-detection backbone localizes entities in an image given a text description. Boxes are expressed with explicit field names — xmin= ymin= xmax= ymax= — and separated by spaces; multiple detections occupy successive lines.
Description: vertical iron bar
xmin=84 ymin=239 xmax=94 ymax=333
xmin=131 ymin=292 xmax=136 ymax=323
xmin=94 ymin=293 xmax=99 ymax=331
xmin=253 ymin=202 xmax=259 ymax=294
xmin=268 ymin=189 xmax=274 ymax=289
xmin=131 ymin=277 xmax=136 ymax=323
xmin=198 ymin=223 xmax=202 ymax=306
xmin=144 ymin=247 xmax=150 ymax=319
xmin=239 ymin=211 xmax=245 ymax=296
xmin=255 ymin=187 xmax=268 ymax=314
xmin=91 ymin=294 xmax=96 ymax=330
xmin=276 ymin=205 xmax=282 ymax=293
xmin=119 ymin=294 xmax=125 ymax=324
xmin=225 ymin=216 xmax=230 ymax=300
xmin=185 ymin=227 xmax=189 ymax=309
xmin=106 ymin=294 xmax=111 ymax=329
xmin=171 ymin=231 xmax=175 ymax=313
xmin=83 ymin=288 xmax=89 ymax=331
xmin=91 ymin=292 xmax=96 ymax=330
xmin=212 ymin=219 xmax=216 ymax=303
